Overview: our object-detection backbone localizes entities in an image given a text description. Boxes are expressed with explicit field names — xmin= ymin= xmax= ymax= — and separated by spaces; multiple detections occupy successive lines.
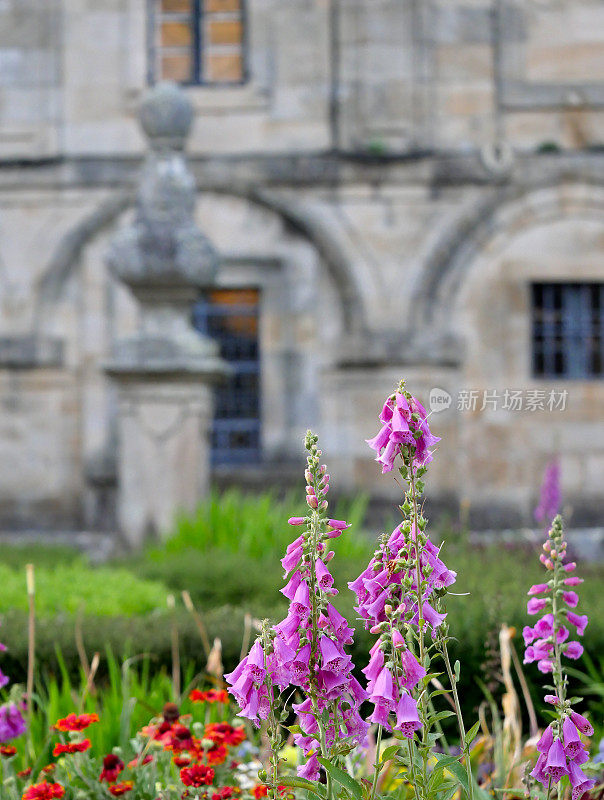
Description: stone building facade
xmin=0 ymin=0 xmax=603 ymax=534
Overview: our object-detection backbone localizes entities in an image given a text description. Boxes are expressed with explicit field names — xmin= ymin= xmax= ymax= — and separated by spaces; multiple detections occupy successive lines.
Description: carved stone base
xmin=110 ymin=377 xmax=214 ymax=549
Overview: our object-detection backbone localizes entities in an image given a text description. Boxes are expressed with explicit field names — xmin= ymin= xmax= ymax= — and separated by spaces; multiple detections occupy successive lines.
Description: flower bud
xmin=305 ymin=469 xmax=313 ymax=483
xmin=319 ymin=499 xmax=328 ymax=510
xmin=288 ymin=517 xmax=306 ymax=526
xmin=324 ymin=551 xmax=335 ymax=562
xmin=306 ymin=485 xmax=315 ymax=495
xmin=306 ymin=495 xmax=318 ymax=508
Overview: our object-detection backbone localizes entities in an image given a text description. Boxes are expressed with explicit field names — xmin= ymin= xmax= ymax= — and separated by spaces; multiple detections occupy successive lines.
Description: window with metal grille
xmin=193 ymin=289 xmax=260 ymax=464
xmin=531 ymin=283 xmax=604 ymax=378
xmin=151 ymin=0 xmax=246 ymax=85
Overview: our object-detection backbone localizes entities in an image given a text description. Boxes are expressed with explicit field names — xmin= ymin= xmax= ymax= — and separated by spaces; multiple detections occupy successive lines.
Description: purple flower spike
xmin=562 ymin=590 xmax=579 ymax=607
xmin=291 ymin=582 xmax=311 ymax=617
xmin=566 ymin=612 xmax=588 ymax=636
xmin=395 ymin=692 xmax=422 ymax=738
xmin=326 ymin=518 xmax=350 ymax=531
xmin=563 ymin=641 xmax=584 ymax=660
xmin=568 ymin=761 xmax=596 ymax=800
xmin=527 ymin=597 xmax=548 ymax=615
xmin=562 ymin=717 xmax=584 ymax=760
xmin=528 ymin=583 xmax=550 ymax=596
xmin=315 ymin=558 xmax=334 ymax=590
xmin=0 ymin=704 xmax=27 ymax=743
xmin=569 ymin=710 xmax=594 ymax=737
xmin=544 ymin=739 xmax=569 ymax=782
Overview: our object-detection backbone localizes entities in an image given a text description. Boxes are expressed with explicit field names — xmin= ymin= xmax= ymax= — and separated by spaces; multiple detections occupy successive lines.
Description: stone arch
xmin=34 ymin=185 xmax=369 ymax=335
xmin=411 ymin=181 xmax=604 ymax=334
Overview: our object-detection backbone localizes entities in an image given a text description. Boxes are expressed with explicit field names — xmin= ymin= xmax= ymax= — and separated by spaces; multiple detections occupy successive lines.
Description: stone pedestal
xmin=105 ymin=82 xmax=229 ymax=548
xmin=107 ymin=376 xmax=214 ymax=547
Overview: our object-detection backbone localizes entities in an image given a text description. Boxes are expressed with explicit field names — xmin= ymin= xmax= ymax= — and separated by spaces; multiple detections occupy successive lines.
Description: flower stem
xmin=442 ymin=639 xmax=474 ymax=800
xmin=370 ymin=724 xmax=383 ymax=800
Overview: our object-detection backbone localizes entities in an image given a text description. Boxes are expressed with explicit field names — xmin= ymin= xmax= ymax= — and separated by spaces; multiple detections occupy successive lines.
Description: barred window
xmin=152 ymin=0 xmax=246 ymax=85
xmin=531 ymin=283 xmax=604 ymax=378
xmin=193 ymin=289 xmax=260 ymax=465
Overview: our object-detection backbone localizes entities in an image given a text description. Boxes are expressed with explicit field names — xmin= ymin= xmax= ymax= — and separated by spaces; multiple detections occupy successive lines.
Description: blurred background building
xmin=0 ymin=0 xmax=602 ymax=535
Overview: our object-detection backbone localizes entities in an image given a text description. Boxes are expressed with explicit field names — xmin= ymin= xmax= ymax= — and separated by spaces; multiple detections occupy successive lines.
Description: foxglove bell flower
xmin=534 ymin=458 xmax=561 ymax=528
xmin=366 ymin=392 xmax=440 ymax=474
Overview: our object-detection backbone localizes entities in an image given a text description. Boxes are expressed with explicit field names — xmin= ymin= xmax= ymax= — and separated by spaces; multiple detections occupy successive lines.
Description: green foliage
xmin=131 ymin=488 xmax=372 ymax=615
xmin=1 ymin=497 xmax=603 ymax=735
xmin=0 ymin=560 xmax=168 ymax=617
xmin=148 ymin=488 xmax=371 ymax=562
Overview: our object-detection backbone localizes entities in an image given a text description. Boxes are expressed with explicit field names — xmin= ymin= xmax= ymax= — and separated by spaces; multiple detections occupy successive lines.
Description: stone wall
xmin=0 ymin=0 xmax=602 ymax=530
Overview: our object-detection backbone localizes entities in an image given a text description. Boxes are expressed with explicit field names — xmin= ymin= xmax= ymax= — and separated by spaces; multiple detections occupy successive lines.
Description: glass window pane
xmin=161 ymin=53 xmax=192 ymax=81
xmin=205 ymin=53 xmax=243 ymax=82
xmin=193 ymin=288 xmax=260 ymax=464
xmin=161 ymin=0 xmax=192 ymax=12
xmin=207 ymin=19 xmax=243 ymax=46
xmin=532 ymin=282 xmax=603 ymax=379
xmin=206 ymin=0 xmax=241 ymax=12
xmin=161 ymin=20 xmax=192 ymax=47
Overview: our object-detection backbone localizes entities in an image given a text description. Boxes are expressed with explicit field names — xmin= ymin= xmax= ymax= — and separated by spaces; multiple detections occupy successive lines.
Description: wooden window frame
xmin=148 ymin=0 xmax=249 ymax=87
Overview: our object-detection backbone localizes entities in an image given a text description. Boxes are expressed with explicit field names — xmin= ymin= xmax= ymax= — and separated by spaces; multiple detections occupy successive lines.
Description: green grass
xmin=0 ymin=559 xmax=168 ymax=617
xmin=149 ymin=488 xmax=371 ymax=561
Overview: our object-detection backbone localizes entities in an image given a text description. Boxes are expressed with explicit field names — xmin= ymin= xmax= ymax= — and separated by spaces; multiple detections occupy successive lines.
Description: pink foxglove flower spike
xmin=225 ymin=431 xmax=367 ymax=790
xmin=524 ymin=515 xmax=595 ymax=800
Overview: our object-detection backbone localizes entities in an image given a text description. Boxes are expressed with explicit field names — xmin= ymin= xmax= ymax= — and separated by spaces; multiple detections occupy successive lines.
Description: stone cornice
xmin=3 ymin=150 xmax=604 ymax=194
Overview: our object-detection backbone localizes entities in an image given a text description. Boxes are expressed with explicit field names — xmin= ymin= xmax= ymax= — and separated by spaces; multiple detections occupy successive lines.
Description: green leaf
xmin=465 ymin=721 xmax=480 ymax=746
xmin=278 ymin=776 xmax=327 ymax=800
xmin=379 ymin=744 xmax=400 ymax=764
xmin=444 ymin=760 xmax=470 ymax=795
xmin=317 ymin=757 xmax=364 ymax=800
xmin=286 ymin=724 xmax=303 ymax=735
xmin=427 ymin=710 xmax=456 ymax=725
xmin=454 ymin=660 xmax=461 ymax=682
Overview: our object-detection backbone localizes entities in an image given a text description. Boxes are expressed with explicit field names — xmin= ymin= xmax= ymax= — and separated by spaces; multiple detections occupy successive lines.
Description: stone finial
xmin=139 ymin=81 xmax=194 ymax=151
xmin=106 ymin=81 xmax=218 ymax=296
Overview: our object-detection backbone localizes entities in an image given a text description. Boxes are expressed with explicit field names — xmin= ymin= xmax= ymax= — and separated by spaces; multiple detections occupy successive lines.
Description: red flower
xmin=212 ymin=787 xmax=238 ymax=800
xmin=54 ymin=713 xmax=99 ymax=732
xmin=22 ymin=782 xmax=65 ymax=800
xmin=127 ymin=754 xmax=153 ymax=769
xmin=206 ymin=744 xmax=228 ymax=766
xmin=252 ymin=786 xmax=287 ymax=799
xmin=53 ymin=739 xmax=91 ymax=756
xmin=180 ymin=764 xmax=215 ymax=787
xmin=204 ymin=723 xmax=245 ymax=747
xmin=167 ymin=724 xmax=195 ymax=752
xmin=0 ymin=745 xmax=17 ymax=757
xmin=99 ymin=753 xmax=125 ymax=782
xmin=41 ymin=765 xmax=55 ymax=774
xmin=18 ymin=769 xmax=32 ymax=778
xmin=173 ymin=755 xmax=191 ymax=767
xmin=108 ymin=782 xmax=134 ymax=797
xmin=190 ymin=689 xmax=229 ymax=704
